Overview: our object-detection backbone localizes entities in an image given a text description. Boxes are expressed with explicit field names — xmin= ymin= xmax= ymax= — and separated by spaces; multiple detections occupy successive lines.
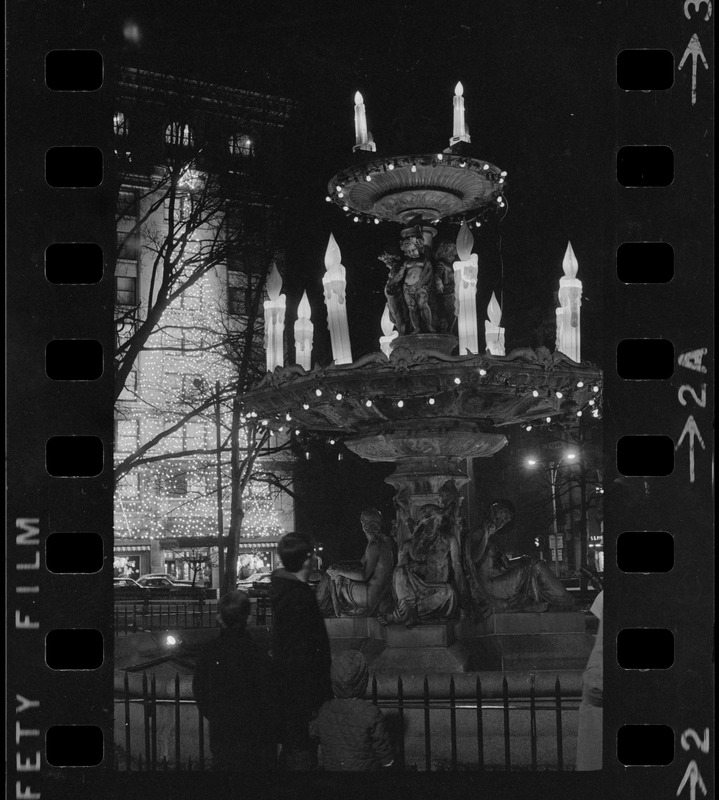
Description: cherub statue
xmin=399 ymin=233 xmax=436 ymax=334
xmin=378 ymin=247 xmax=410 ymax=335
xmin=433 ymin=240 xmax=457 ymax=334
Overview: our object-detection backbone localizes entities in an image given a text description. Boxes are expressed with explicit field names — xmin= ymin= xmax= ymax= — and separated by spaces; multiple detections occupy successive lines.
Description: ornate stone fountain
xmin=244 ymin=88 xmax=602 ymax=672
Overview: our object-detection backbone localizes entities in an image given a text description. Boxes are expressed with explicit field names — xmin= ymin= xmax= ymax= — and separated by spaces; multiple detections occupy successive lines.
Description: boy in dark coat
xmin=311 ymin=650 xmax=394 ymax=771
xmin=271 ymin=532 xmax=333 ymax=771
xmin=192 ymin=590 xmax=278 ymax=771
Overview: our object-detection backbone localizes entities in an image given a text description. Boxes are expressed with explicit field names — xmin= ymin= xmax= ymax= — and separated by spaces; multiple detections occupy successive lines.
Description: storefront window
xmin=114 ymin=555 xmax=140 ymax=579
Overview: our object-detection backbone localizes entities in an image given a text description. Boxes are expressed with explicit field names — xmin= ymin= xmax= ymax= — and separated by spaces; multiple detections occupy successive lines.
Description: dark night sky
xmin=113 ymin=0 xmax=617 ymax=365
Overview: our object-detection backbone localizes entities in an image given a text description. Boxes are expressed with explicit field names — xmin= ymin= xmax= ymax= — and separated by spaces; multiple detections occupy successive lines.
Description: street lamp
xmin=525 ymin=450 xmax=579 ymax=575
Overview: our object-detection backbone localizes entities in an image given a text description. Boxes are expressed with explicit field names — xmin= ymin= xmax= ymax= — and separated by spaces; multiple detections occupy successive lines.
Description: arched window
xmin=229 ymin=132 xmax=255 ymax=157
xmin=165 ymin=122 xmax=194 ymax=147
xmin=113 ymin=111 xmax=128 ymax=137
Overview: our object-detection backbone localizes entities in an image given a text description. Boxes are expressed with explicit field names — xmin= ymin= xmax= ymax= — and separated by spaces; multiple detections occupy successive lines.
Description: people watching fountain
xmin=316 ymin=508 xmax=396 ymax=618
xmin=463 ymin=501 xmax=576 ymax=617
xmin=271 ymin=532 xmax=333 ymax=771
xmin=192 ymin=590 xmax=279 ymax=771
xmin=310 ymin=650 xmax=394 ymax=771
xmin=379 ymin=503 xmax=465 ymax=627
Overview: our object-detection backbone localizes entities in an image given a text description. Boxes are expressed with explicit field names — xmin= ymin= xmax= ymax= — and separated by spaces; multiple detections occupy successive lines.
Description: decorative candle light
xmin=353 ymin=91 xmax=376 ymax=152
xmin=555 ymin=241 xmax=582 ymax=362
xmin=322 ymin=233 xmax=353 ymax=365
xmin=294 ymin=290 xmax=313 ymax=370
xmin=263 ymin=263 xmax=286 ymax=372
xmin=485 ymin=291 xmax=505 ymax=355
xmin=450 ymin=81 xmax=471 ymax=147
xmin=453 ymin=220 xmax=480 ymax=354
xmin=379 ymin=303 xmax=398 ymax=358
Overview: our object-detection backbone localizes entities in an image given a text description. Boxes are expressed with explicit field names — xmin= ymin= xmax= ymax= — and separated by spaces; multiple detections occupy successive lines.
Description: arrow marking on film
xmin=677 ymin=760 xmax=707 ymax=800
xmin=678 ymin=34 xmax=709 ymax=105
xmin=676 ymin=415 xmax=706 ymax=483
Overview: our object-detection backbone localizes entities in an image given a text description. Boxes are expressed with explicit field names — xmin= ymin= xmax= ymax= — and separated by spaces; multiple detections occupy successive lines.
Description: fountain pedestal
xmin=346 ymin=424 xmax=507 ymax=547
xmin=371 ymin=622 xmax=470 ymax=674
xmin=458 ymin=612 xmax=593 ymax=671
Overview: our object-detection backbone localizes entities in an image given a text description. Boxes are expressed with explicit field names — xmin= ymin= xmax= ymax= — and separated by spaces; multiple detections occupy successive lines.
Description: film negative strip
xmin=7 ymin=1 xmax=713 ymax=798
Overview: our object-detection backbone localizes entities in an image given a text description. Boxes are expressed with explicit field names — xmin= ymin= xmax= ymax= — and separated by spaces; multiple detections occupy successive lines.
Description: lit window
xmin=116 ymin=419 xmax=140 ymax=453
xmin=184 ymin=422 xmax=206 ymax=450
xmin=180 ymin=283 xmax=202 ymax=310
xmin=182 ymin=374 xmax=203 ymax=397
xmin=116 ymin=276 xmax=137 ymax=306
xmin=118 ymin=369 xmax=138 ymax=401
xmin=159 ymin=472 xmax=188 ymax=496
xmin=117 ymin=472 xmax=140 ymax=499
xmin=164 ymin=373 xmax=182 ymax=395
xmin=165 ymin=122 xmax=194 ymax=147
xmin=229 ymin=133 xmax=255 ymax=157
xmin=114 ymin=112 xmax=128 ymax=137
xmin=164 ymin=195 xmax=192 ymax=223
xmin=117 ymin=232 xmax=139 ymax=259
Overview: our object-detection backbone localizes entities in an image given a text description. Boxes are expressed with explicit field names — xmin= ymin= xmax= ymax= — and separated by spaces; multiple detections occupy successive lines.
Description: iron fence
xmin=114 ymin=598 xmax=272 ymax=633
xmin=114 ymin=671 xmax=579 ymax=772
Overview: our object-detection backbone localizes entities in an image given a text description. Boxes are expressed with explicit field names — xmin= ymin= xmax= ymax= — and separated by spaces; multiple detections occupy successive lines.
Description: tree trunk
xmin=222 ymin=506 xmax=244 ymax=595
xmin=221 ymin=395 xmax=246 ymax=596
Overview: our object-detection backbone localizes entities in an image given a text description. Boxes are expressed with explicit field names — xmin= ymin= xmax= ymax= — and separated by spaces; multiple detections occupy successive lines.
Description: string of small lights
xmin=242 ymin=370 xmax=602 ymax=460
xmin=115 ymin=268 xmax=281 ymax=540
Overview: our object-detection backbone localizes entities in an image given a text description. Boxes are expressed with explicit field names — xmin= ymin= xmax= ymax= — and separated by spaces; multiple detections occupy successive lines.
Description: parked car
xmin=236 ymin=572 xmax=271 ymax=591
xmin=114 ymin=577 xmax=145 ymax=589
xmin=249 ymin=574 xmax=273 ymax=598
xmin=135 ymin=576 xmax=204 ymax=596
xmin=136 ymin=573 xmax=195 ymax=586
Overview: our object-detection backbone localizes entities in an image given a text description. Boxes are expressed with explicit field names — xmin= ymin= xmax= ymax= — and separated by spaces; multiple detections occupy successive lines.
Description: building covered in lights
xmin=112 ymin=68 xmax=296 ymax=584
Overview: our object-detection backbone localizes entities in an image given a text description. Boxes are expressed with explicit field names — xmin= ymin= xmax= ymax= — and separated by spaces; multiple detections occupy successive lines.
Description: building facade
xmin=112 ymin=68 xmax=295 ymax=585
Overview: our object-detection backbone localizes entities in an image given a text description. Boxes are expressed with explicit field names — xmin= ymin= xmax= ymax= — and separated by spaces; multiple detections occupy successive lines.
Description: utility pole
xmin=215 ymin=380 xmax=225 ymax=588
xmin=549 ymin=462 xmax=560 ymax=576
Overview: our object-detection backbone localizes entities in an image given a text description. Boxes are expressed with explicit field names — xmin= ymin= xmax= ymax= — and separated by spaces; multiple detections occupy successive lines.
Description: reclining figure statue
xmin=464 ymin=501 xmax=576 ymax=618
xmin=316 ymin=508 xmax=396 ymax=617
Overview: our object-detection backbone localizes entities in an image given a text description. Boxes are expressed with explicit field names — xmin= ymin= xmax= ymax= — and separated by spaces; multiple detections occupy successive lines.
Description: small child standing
xmin=311 ymin=650 xmax=394 ymax=771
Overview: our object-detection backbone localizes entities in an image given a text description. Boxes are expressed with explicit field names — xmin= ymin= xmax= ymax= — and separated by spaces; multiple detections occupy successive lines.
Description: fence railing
xmin=114 ymin=671 xmax=579 ymax=772
xmin=114 ymin=598 xmax=272 ymax=633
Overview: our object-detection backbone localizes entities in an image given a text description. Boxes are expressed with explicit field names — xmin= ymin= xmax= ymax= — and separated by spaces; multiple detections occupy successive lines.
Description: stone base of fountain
xmin=323 ymin=612 xmax=592 ymax=674
xmin=372 ymin=622 xmax=470 ymax=674
xmin=457 ymin=612 xmax=593 ymax=672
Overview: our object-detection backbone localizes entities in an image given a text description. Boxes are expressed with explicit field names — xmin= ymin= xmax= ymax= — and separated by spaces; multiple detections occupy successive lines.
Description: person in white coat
xmin=576 ymin=590 xmax=603 ymax=770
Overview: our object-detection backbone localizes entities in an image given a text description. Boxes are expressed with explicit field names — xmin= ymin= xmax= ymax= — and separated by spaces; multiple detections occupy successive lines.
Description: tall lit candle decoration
xmin=450 ymin=81 xmax=471 ymax=147
xmin=556 ymin=241 xmax=582 ymax=362
xmin=379 ymin=303 xmax=398 ymax=358
xmin=485 ymin=292 xmax=505 ymax=355
xmin=353 ymin=91 xmax=376 ymax=152
xmin=323 ymin=233 xmax=353 ymax=364
xmin=263 ymin=263 xmax=286 ymax=372
xmin=453 ymin=220 xmax=480 ymax=354
xmin=294 ymin=290 xmax=313 ymax=370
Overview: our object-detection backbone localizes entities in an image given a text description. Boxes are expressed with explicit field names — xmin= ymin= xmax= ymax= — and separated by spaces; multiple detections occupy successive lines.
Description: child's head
xmin=331 ymin=650 xmax=369 ymax=699
xmin=217 ymin=590 xmax=251 ymax=628
xmin=277 ymin=532 xmax=315 ymax=573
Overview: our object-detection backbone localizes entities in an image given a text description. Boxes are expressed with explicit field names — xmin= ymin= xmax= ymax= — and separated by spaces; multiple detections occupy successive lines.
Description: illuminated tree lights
xmin=242 ymin=487 xmax=285 ymax=539
xmin=115 ymin=269 xmax=251 ymax=540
